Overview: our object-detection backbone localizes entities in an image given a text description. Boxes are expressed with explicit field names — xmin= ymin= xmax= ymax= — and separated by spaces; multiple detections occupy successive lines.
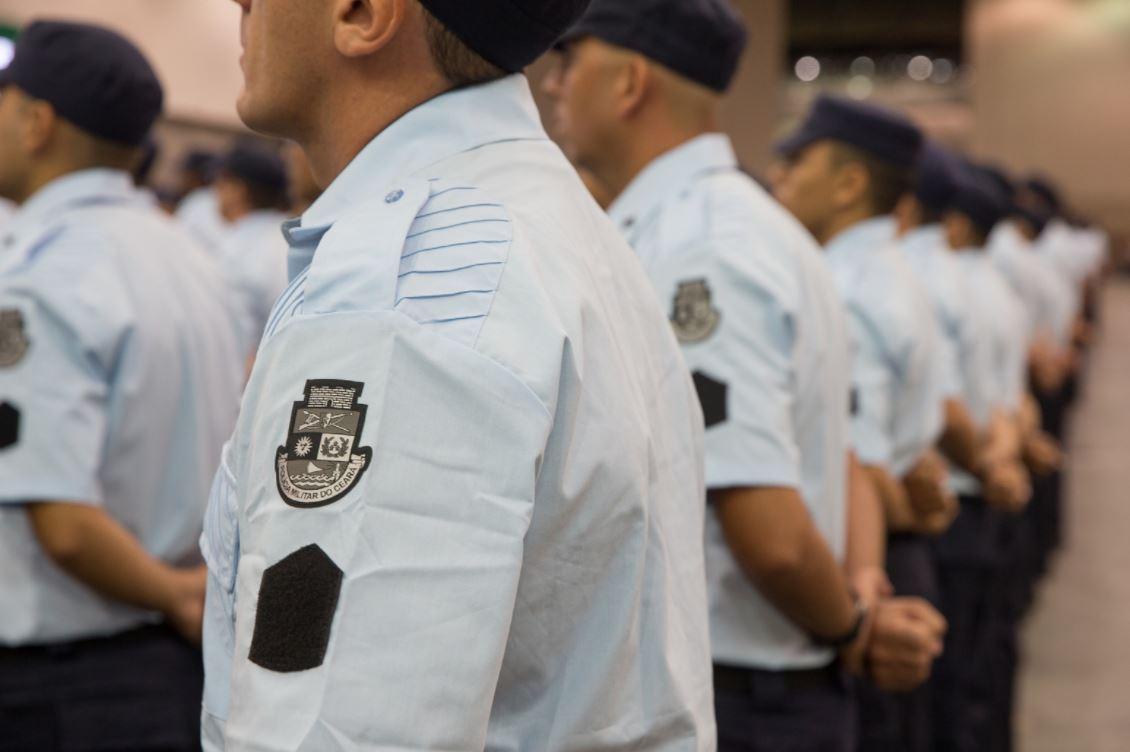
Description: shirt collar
xmin=900 ymin=223 xmax=946 ymax=255
xmin=824 ymin=215 xmax=897 ymax=260
xmin=5 ymin=169 xmax=137 ymax=237
xmin=607 ymin=133 xmax=739 ymax=234
xmin=297 ymin=74 xmax=547 ymax=232
xmin=2 ymin=169 xmax=139 ymax=262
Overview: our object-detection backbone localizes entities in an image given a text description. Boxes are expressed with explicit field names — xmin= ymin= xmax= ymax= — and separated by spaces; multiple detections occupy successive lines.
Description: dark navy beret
xmin=776 ymin=95 xmax=923 ymax=170
xmin=183 ymin=150 xmax=219 ymax=177
xmin=0 ymin=20 xmax=163 ymax=147
xmin=914 ymin=143 xmax=962 ymax=213
xmin=1024 ymin=176 xmax=1064 ymax=214
xmin=419 ymin=0 xmax=592 ymax=73
xmin=560 ymin=0 xmax=748 ymax=93
xmin=950 ymin=165 xmax=1012 ymax=235
xmin=980 ymin=164 xmax=1050 ymax=232
xmin=221 ymin=145 xmax=288 ymax=195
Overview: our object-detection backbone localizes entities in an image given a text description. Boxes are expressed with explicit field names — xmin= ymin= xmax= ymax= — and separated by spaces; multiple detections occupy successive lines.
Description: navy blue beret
xmin=776 ymin=95 xmax=924 ymax=170
xmin=950 ymin=165 xmax=1011 ymax=235
xmin=419 ymin=0 xmax=592 ymax=73
xmin=980 ymin=164 xmax=1050 ymax=232
xmin=183 ymin=150 xmax=219 ymax=177
xmin=915 ymin=143 xmax=961 ymax=213
xmin=0 ymin=20 xmax=163 ymax=147
xmin=221 ymin=145 xmax=288 ymax=195
xmin=1024 ymin=176 xmax=1063 ymax=214
xmin=560 ymin=0 xmax=748 ymax=93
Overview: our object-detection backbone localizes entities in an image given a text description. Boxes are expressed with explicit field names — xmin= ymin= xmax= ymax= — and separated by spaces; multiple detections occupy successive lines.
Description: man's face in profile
xmin=231 ymin=0 xmax=328 ymax=139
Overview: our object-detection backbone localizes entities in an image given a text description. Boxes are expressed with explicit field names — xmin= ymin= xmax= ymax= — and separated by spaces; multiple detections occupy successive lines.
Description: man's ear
xmin=831 ymin=159 xmax=870 ymax=213
xmin=615 ymin=55 xmax=652 ymax=121
xmin=331 ymin=0 xmax=407 ymax=59
xmin=893 ymin=194 xmax=920 ymax=235
xmin=22 ymin=99 xmax=58 ymax=157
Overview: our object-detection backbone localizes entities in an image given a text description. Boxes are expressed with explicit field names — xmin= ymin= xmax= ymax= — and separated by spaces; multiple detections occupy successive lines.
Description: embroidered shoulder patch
xmin=276 ymin=380 xmax=372 ymax=508
xmin=0 ymin=309 xmax=29 ymax=367
xmin=671 ymin=279 xmax=721 ymax=344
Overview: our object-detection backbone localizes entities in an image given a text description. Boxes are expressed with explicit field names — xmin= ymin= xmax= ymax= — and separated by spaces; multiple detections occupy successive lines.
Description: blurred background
xmin=0 ymin=0 xmax=1127 ymax=240
xmin=0 ymin=2 xmax=1127 ymax=749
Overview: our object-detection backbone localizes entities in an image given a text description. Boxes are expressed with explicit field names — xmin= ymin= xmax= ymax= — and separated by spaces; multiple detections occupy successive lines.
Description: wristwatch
xmin=811 ymin=593 xmax=869 ymax=648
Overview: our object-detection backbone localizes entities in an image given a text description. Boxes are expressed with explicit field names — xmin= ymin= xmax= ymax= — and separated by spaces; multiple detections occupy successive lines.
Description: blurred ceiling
xmin=789 ymin=0 xmax=964 ymax=58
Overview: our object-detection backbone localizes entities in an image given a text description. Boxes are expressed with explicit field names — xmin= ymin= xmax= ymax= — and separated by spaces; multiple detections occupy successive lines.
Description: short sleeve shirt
xmin=0 ymin=169 xmax=243 ymax=645
xmin=200 ymin=76 xmax=715 ymax=751
xmin=609 ymin=134 xmax=852 ymax=671
xmin=824 ymin=217 xmax=945 ymax=478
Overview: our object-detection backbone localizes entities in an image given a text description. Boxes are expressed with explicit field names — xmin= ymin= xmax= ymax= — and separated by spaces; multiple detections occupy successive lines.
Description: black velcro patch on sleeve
xmin=0 ymin=402 xmax=20 ymax=450
xmin=692 ymin=371 xmax=729 ymax=429
xmin=249 ymin=543 xmax=344 ymax=673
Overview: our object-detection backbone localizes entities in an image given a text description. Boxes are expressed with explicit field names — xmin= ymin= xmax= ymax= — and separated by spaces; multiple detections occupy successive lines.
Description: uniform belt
xmin=0 ymin=623 xmax=174 ymax=663
xmin=713 ymin=662 xmax=843 ymax=693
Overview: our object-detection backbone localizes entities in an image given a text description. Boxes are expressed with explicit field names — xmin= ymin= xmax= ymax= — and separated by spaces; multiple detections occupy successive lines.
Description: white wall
xmin=970 ymin=0 xmax=1130 ymax=232
xmin=0 ymin=0 xmax=245 ymax=126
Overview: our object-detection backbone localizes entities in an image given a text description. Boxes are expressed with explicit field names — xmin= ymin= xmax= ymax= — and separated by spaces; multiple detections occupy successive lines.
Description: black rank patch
xmin=670 ymin=279 xmax=721 ymax=344
xmin=0 ymin=402 xmax=19 ymax=450
xmin=692 ymin=371 xmax=728 ymax=429
xmin=249 ymin=544 xmax=344 ymax=673
xmin=0 ymin=309 xmax=29 ymax=368
xmin=276 ymin=380 xmax=372 ymax=509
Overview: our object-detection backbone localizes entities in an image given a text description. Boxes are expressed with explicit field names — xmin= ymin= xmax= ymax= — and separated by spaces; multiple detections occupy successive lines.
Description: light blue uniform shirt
xmin=217 ymin=210 xmax=291 ymax=359
xmin=1036 ymin=219 xmax=1105 ymax=290
xmin=177 ymin=186 xmax=229 ymax=257
xmin=200 ymin=75 xmax=715 ymax=751
xmin=989 ymin=221 xmax=1076 ymax=348
xmin=824 ymin=217 xmax=945 ymax=478
xmin=901 ymin=224 xmax=968 ymax=400
xmin=0 ymin=169 xmax=243 ymax=645
xmin=608 ymin=134 xmax=851 ymax=671
xmin=949 ymin=247 xmax=1030 ymax=494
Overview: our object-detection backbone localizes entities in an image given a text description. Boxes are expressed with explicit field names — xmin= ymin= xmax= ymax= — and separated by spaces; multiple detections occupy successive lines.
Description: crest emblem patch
xmin=670 ymin=279 xmax=721 ymax=344
xmin=276 ymin=380 xmax=373 ymax=509
xmin=0 ymin=309 xmax=29 ymax=368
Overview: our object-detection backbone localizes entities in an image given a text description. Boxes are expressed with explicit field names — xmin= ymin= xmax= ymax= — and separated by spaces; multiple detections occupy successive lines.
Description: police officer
xmin=772 ymin=96 xmax=953 ymax=751
xmin=0 ymin=21 xmax=243 ymax=750
xmin=176 ymin=149 xmax=228 ymax=256
xmin=213 ymin=143 xmax=291 ymax=363
xmin=972 ymin=165 xmax=1065 ymax=752
xmin=933 ymin=165 xmax=1034 ymax=752
xmin=203 ymin=0 xmax=715 ymax=748
xmin=545 ymin=3 xmax=953 ymax=750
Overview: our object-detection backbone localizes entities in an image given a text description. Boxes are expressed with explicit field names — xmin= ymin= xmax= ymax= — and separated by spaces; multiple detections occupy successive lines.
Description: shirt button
xmin=385 ymin=189 xmax=404 ymax=204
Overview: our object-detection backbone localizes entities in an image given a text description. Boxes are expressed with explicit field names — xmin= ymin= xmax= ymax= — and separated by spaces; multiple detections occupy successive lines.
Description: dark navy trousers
xmin=715 ymin=663 xmax=856 ymax=752
xmin=0 ymin=624 xmax=203 ymax=752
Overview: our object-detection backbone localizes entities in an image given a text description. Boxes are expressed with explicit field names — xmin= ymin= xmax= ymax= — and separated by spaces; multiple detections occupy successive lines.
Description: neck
xmin=820 ymin=205 xmax=881 ymax=247
xmin=295 ymin=75 xmax=451 ymax=190
xmin=18 ymin=162 xmax=94 ymax=205
xmin=597 ymin=117 xmax=719 ymax=206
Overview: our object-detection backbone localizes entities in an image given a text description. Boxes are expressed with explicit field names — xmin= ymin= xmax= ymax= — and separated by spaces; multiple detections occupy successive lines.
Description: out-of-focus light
xmin=795 ymin=56 xmax=821 ymax=82
xmin=931 ymin=58 xmax=955 ymax=84
xmin=0 ymin=38 xmax=14 ymax=70
xmin=847 ymin=75 xmax=874 ymax=100
xmin=907 ymin=55 xmax=934 ymax=81
xmin=850 ymin=56 xmax=876 ymax=77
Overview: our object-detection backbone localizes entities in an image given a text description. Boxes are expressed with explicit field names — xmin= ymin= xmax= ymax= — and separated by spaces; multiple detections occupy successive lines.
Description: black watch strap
xmin=811 ymin=594 xmax=868 ymax=648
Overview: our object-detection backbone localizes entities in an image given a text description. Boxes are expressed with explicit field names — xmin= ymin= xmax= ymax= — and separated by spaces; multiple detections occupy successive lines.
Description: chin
xmin=234 ymin=88 xmax=287 ymax=139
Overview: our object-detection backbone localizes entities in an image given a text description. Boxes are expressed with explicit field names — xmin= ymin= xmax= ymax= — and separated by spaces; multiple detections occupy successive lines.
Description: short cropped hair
xmin=422 ymin=8 xmax=507 ymax=89
xmin=829 ymin=142 xmax=915 ymax=216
